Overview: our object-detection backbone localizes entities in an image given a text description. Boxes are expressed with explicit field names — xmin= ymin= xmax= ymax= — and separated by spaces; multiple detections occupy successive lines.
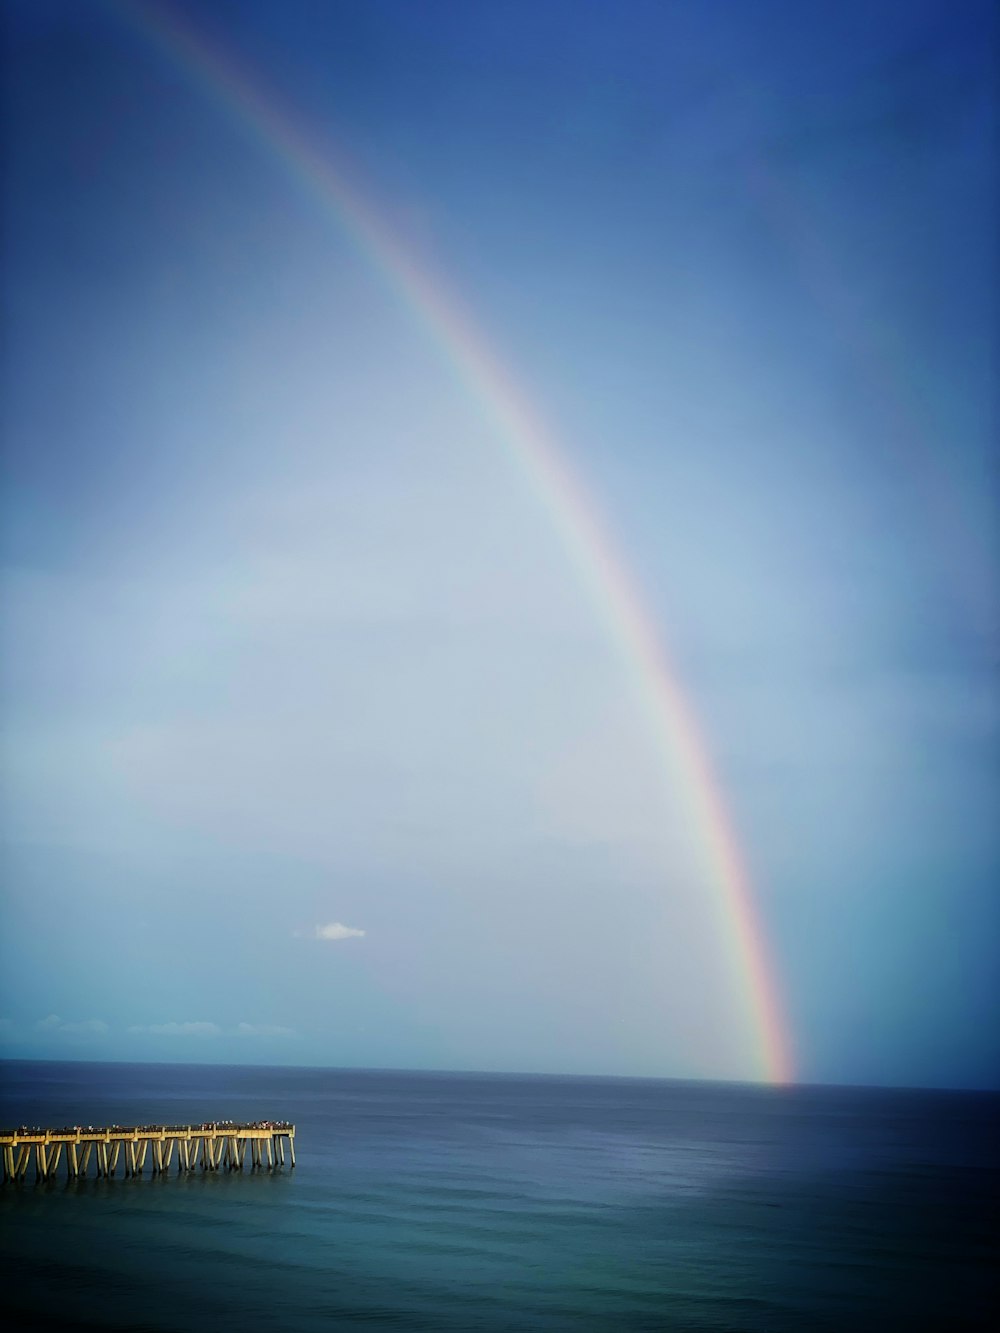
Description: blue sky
xmin=1 ymin=0 xmax=997 ymax=1087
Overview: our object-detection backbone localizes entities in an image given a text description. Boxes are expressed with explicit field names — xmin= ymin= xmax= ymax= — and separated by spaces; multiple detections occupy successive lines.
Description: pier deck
xmin=1 ymin=1121 xmax=295 ymax=1183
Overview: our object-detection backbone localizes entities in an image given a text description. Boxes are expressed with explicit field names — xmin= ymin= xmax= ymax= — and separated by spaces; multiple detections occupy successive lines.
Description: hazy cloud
xmin=59 ymin=1018 xmax=110 ymax=1036
xmin=35 ymin=1014 xmax=108 ymax=1036
xmin=129 ymin=1020 xmax=222 ymax=1038
xmin=124 ymin=1020 xmax=294 ymax=1038
xmin=312 ymin=921 xmax=366 ymax=942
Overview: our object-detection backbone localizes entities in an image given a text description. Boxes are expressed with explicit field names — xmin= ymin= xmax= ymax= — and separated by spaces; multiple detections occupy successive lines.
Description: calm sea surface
xmin=0 ymin=1061 xmax=996 ymax=1331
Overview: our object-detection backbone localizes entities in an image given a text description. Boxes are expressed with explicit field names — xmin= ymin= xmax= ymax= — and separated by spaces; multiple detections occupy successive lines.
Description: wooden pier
xmin=0 ymin=1121 xmax=295 ymax=1184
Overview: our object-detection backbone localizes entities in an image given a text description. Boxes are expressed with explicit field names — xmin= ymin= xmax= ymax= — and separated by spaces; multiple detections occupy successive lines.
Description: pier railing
xmin=0 ymin=1121 xmax=295 ymax=1183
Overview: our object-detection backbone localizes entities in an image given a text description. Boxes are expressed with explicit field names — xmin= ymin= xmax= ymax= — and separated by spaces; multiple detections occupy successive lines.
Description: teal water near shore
xmin=0 ymin=1060 xmax=996 ymax=1331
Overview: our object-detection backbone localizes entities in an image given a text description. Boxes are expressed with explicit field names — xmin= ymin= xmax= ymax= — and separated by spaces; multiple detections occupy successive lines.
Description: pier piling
xmin=1 ymin=1122 xmax=296 ymax=1186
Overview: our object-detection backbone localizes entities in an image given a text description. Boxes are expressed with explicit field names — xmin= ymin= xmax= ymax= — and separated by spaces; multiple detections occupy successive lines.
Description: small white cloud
xmin=129 ymin=1020 xmax=222 ymax=1038
xmin=312 ymin=921 xmax=366 ymax=942
xmin=37 ymin=1013 xmax=62 ymax=1030
xmin=235 ymin=1022 xmax=296 ymax=1038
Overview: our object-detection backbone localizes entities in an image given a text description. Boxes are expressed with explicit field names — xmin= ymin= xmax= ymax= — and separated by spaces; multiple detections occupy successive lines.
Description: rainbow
xmin=112 ymin=0 xmax=794 ymax=1084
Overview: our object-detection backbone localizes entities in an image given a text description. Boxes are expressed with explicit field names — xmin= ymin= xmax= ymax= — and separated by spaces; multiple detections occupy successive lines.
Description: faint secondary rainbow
xmin=744 ymin=161 xmax=993 ymax=645
xmin=115 ymin=0 xmax=794 ymax=1084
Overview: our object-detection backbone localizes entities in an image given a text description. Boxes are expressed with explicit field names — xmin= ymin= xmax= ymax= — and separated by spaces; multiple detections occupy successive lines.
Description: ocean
xmin=0 ymin=1061 xmax=996 ymax=1331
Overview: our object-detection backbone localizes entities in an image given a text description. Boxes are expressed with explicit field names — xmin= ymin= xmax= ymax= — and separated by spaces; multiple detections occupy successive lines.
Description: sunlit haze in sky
xmin=1 ymin=0 xmax=997 ymax=1089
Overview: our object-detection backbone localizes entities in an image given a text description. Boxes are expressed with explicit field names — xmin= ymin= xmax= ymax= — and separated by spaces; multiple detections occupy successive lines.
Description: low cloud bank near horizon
xmin=36 ymin=1014 xmax=109 ymax=1036
xmin=0 ymin=1017 xmax=298 ymax=1042
xmin=128 ymin=1020 xmax=222 ymax=1038
xmin=125 ymin=1020 xmax=297 ymax=1039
